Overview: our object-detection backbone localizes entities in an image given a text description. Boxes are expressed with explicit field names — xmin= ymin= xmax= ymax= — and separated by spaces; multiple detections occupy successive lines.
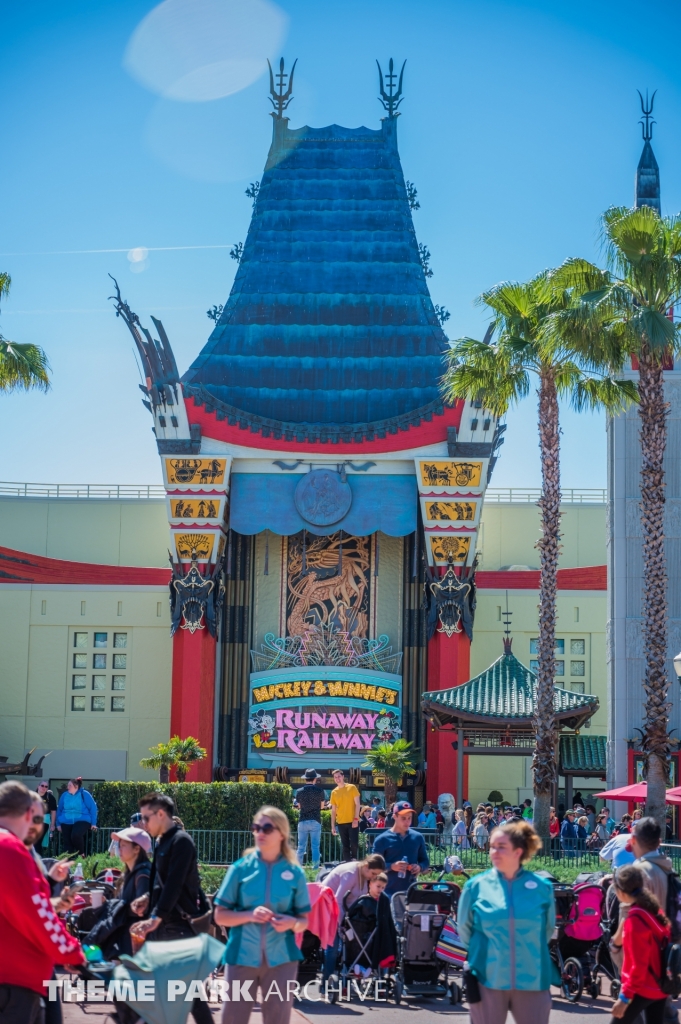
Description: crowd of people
xmin=2 ymin=771 xmax=680 ymax=1024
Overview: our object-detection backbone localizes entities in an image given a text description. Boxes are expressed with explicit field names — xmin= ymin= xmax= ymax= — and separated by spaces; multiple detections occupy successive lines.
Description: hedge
xmin=92 ymin=782 xmax=294 ymax=831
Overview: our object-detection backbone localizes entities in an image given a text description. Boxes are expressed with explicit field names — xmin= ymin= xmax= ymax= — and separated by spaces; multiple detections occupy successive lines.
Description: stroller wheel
xmin=327 ymin=975 xmax=340 ymax=1004
xmin=562 ymin=958 xmax=583 ymax=1003
xmin=449 ymin=982 xmax=462 ymax=1005
xmin=589 ymin=977 xmax=602 ymax=999
xmin=393 ymin=978 xmax=403 ymax=1005
xmin=610 ymin=980 xmax=621 ymax=1000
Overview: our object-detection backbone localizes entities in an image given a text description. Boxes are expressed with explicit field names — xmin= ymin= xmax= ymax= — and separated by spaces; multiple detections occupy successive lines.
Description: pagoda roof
xmin=182 ymin=116 xmax=450 ymax=443
xmin=559 ymin=734 xmax=607 ymax=776
xmin=421 ymin=649 xmax=598 ymax=730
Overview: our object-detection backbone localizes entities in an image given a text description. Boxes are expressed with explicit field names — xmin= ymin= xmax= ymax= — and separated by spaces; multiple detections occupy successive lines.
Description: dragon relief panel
xmin=286 ymin=532 xmax=370 ymax=639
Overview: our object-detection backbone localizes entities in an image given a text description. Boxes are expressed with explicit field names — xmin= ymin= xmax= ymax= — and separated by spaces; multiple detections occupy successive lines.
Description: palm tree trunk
xmin=159 ymin=766 xmax=169 ymax=784
xmin=384 ymin=779 xmax=398 ymax=811
xmin=638 ymin=346 xmax=671 ymax=827
xmin=532 ymin=372 xmax=561 ymax=838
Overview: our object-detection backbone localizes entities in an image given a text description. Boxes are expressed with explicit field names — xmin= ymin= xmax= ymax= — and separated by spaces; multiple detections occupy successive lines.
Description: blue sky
xmin=1 ymin=0 xmax=680 ymax=488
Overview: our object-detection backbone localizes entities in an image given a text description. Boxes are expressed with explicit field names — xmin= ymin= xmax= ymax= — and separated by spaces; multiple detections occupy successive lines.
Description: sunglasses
xmin=140 ymin=811 xmax=159 ymax=824
xmin=31 ymin=815 xmax=44 ymax=824
xmin=251 ymin=823 xmax=278 ymax=835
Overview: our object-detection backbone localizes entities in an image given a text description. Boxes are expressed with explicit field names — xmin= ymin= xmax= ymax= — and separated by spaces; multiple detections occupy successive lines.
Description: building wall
xmin=478 ymin=502 xmax=606 ymax=571
xmin=0 ymin=496 xmax=168 ymax=566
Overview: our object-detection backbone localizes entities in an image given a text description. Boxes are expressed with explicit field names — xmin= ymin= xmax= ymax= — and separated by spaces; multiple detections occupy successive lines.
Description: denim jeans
xmin=297 ymin=819 xmax=322 ymax=866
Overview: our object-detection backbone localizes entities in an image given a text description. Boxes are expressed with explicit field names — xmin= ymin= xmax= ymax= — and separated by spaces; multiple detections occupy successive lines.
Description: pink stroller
xmin=553 ymin=877 xmax=606 ymax=1002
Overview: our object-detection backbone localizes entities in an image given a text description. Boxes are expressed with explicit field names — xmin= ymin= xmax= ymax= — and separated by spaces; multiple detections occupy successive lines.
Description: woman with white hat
xmin=83 ymin=826 xmax=152 ymax=958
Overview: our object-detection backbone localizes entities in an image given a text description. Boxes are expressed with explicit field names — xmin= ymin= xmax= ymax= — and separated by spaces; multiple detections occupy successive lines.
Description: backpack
xmin=660 ymin=941 xmax=681 ymax=997
xmin=665 ymin=871 xmax=681 ymax=942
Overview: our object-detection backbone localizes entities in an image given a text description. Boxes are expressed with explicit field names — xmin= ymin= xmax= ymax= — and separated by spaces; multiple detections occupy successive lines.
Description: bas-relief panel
xmin=286 ymin=533 xmax=370 ymax=639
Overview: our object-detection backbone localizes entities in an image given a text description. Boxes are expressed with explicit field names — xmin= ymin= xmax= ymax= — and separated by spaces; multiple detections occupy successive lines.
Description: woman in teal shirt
xmin=214 ymin=806 xmax=310 ymax=1024
xmin=457 ymin=820 xmax=555 ymax=1024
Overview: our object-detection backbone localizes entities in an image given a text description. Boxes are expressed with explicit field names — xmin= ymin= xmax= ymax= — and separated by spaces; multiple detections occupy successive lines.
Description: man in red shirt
xmin=0 ymin=780 xmax=83 ymax=1023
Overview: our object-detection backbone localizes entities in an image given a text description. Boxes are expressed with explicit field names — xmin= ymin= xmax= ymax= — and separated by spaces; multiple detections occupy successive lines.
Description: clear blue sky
xmin=1 ymin=0 xmax=680 ymax=487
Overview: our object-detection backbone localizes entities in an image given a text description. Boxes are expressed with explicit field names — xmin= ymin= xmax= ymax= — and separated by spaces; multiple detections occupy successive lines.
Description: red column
xmin=425 ymin=629 xmax=470 ymax=804
xmin=170 ymin=629 xmax=216 ymax=782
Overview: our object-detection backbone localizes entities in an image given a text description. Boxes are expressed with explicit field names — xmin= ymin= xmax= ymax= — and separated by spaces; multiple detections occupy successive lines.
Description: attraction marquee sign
xmin=247 ymin=666 xmax=402 ymax=769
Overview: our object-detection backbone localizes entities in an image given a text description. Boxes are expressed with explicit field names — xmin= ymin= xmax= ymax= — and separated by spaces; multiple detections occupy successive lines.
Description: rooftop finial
xmin=268 ymin=57 xmax=297 ymax=119
xmin=638 ymin=88 xmax=657 ymax=142
xmin=377 ymin=58 xmax=406 ymax=118
xmin=502 ymin=589 xmax=513 ymax=654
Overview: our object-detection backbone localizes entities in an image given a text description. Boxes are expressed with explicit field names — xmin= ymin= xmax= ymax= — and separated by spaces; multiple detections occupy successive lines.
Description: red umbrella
xmin=593 ymin=783 xmax=681 ymax=805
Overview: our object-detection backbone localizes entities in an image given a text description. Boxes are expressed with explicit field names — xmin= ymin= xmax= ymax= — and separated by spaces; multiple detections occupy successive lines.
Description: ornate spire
xmin=268 ymin=57 xmax=297 ymax=119
xmin=377 ymin=58 xmax=406 ymax=118
xmin=635 ymin=89 xmax=660 ymax=213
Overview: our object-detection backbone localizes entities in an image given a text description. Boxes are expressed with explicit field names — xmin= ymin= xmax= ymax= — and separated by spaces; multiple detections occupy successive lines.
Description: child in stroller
xmin=343 ymin=874 xmax=397 ymax=978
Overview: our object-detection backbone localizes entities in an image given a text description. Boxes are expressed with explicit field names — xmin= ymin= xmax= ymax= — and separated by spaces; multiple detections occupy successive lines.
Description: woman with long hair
xmin=83 ymin=826 xmax=151 ymax=958
xmin=452 ymin=809 xmax=470 ymax=849
xmin=609 ymin=864 xmax=670 ymax=1023
xmin=213 ymin=807 xmax=310 ymax=1024
xmin=457 ymin=821 xmax=555 ymax=1024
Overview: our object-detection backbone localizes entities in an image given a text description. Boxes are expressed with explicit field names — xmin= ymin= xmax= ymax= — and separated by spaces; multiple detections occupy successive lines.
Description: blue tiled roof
xmin=183 ymin=118 xmax=449 ymax=433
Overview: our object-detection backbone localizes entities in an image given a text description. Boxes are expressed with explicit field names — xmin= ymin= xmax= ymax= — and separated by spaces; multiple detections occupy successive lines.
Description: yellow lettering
xmin=314 ymin=681 xmax=326 ymax=696
xmin=302 ymin=681 xmax=312 ymax=696
xmin=385 ymin=690 xmax=396 ymax=705
xmin=328 ymin=682 xmax=342 ymax=696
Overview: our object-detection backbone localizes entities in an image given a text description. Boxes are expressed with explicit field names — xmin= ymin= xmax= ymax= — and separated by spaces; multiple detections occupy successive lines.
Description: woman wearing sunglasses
xmin=213 ymin=806 xmax=311 ymax=1024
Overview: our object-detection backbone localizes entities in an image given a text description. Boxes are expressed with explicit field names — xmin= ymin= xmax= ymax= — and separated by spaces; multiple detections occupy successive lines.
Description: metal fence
xmin=485 ymin=487 xmax=606 ymax=505
xmin=49 ymin=829 xmax=681 ymax=872
xmin=0 ymin=481 xmax=165 ymax=499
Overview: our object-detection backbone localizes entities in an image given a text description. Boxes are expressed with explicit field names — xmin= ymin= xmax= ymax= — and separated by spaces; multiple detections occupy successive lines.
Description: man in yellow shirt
xmin=330 ymin=769 xmax=361 ymax=861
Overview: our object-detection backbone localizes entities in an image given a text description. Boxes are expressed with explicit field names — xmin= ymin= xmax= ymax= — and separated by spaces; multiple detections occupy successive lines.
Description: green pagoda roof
xmin=421 ymin=649 xmax=598 ymax=730
xmin=559 ymin=734 xmax=607 ymax=775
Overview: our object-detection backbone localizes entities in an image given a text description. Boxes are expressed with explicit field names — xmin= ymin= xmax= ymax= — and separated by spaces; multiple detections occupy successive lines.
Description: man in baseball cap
xmin=372 ymin=800 xmax=430 ymax=895
xmin=295 ymin=768 xmax=326 ymax=869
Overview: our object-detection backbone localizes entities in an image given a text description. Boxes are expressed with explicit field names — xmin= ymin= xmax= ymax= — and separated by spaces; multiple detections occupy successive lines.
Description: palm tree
xmin=442 ymin=271 xmax=636 ymax=837
xmin=0 ymin=273 xmax=50 ymax=392
xmin=550 ymin=206 xmax=681 ymax=826
xmin=362 ymin=738 xmax=419 ymax=810
xmin=170 ymin=735 xmax=207 ymax=782
xmin=140 ymin=741 xmax=176 ymax=783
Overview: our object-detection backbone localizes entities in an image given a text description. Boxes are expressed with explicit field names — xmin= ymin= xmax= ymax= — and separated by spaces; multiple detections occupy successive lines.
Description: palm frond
xmin=571 ymin=376 xmax=639 ymax=414
xmin=0 ymin=273 xmax=10 ymax=303
xmin=0 ymin=338 xmax=51 ymax=393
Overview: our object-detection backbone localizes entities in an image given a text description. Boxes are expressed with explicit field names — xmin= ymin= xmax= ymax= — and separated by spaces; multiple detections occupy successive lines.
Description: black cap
xmin=303 ymin=768 xmax=321 ymax=781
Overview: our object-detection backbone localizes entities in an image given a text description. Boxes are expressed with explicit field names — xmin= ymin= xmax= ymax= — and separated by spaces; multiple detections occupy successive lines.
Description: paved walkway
xmin=60 ymin=992 xmax=619 ymax=1023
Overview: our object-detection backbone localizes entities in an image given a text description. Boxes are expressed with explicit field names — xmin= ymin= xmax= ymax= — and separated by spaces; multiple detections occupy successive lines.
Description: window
xmin=570 ymin=639 xmax=585 ymax=655
xmin=571 ymin=681 xmax=585 ymax=693
xmin=69 ymin=630 xmax=129 ymax=714
xmin=571 ymin=660 xmax=586 ymax=676
xmin=530 ymin=638 xmax=565 ymax=654
xmin=532 ymin=659 xmax=565 ymax=675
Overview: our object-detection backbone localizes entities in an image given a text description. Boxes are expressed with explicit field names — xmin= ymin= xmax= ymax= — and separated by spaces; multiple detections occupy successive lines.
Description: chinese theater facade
xmin=112 ymin=60 xmax=502 ymax=800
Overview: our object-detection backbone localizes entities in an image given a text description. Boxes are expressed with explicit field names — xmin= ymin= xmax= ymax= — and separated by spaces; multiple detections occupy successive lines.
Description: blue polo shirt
xmin=372 ymin=827 xmax=430 ymax=894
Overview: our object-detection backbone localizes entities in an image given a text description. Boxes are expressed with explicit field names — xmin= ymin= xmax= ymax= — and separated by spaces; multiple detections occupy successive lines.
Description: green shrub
xmin=92 ymin=782 xmax=294 ymax=831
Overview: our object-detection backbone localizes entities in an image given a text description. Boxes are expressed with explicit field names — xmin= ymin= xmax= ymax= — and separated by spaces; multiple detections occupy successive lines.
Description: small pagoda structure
xmin=422 ymin=639 xmax=599 ymax=806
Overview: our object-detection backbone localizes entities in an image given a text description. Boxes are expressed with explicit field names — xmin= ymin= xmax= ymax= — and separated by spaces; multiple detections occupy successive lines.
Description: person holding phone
xmin=213 ymin=806 xmax=310 ymax=1024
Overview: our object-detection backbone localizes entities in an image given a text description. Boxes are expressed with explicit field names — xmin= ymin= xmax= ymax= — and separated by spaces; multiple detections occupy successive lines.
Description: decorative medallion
xmin=175 ymin=533 xmax=213 ymax=561
xmin=294 ymin=469 xmax=352 ymax=526
xmin=429 ymin=535 xmax=471 ymax=565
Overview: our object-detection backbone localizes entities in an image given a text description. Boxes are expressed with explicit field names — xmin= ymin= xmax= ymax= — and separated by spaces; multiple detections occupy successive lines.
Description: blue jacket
xmin=372 ymin=827 xmax=430 ymax=895
xmin=56 ymin=788 xmax=98 ymax=826
xmin=214 ymin=852 xmax=311 ymax=967
xmin=457 ymin=867 xmax=555 ymax=991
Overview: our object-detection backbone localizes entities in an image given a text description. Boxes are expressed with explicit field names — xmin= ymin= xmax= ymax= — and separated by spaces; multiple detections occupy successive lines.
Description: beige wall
xmin=478 ymin=502 xmax=606 ymax=570
xmin=0 ymin=497 xmax=168 ymax=566
xmin=464 ymin=500 xmax=607 ymax=807
xmin=0 ymin=584 xmax=171 ymax=782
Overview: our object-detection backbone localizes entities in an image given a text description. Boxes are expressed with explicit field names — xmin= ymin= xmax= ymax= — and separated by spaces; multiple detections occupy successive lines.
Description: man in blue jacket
xmin=373 ymin=801 xmax=430 ymax=895
xmin=560 ymin=809 xmax=578 ymax=856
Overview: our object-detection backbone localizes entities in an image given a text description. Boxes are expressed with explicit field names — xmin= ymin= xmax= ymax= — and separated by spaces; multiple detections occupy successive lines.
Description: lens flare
xmin=124 ymin=0 xmax=288 ymax=102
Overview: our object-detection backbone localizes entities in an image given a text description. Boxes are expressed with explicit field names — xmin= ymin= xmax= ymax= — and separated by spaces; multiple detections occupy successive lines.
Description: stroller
xmin=592 ymin=877 xmax=622 ymax=999
xmin=548 ymin=872 xmax=607 ymax=1002
xmin=390 ymin=881 xmax=462 ymax=1004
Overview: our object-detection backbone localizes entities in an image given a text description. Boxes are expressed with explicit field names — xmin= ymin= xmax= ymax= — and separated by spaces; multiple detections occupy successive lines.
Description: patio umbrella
xmin=593 ymin=783 xmax=681 ymax=804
